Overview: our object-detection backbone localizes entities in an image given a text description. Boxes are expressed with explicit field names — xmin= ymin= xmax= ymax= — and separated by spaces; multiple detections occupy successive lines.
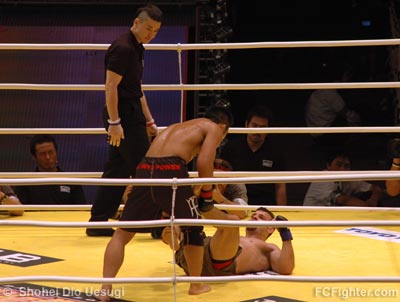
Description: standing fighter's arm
xmin=196 ymin=126 xmax=223 ymax=191
xmin=195 ymin=126 xmax=227 ymax=213
xmin=105 ymin=70 xmax=124 ymax=147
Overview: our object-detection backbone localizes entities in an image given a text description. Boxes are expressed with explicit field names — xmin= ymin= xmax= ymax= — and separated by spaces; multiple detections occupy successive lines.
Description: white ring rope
xmin=1 ymin=170 xmax=400 ymax=186
xmin=1 ymin=218 xmax=400 ymax=228
xmin=1 ymin=170 xmax=400 ymax=179
xmin=3 ymin=126 xmax=400 ymax=134
xmin=0 ymin=38 xmax=399 ymax=50
xmin=1 ymin=204 xmax=400 ymax=212
xmin=2 ymin=171 xmax=399 ymax=211
xmin=1 ymin=82 xmax=400 ymax=90
xmin=0 ymin=275 xmax=398 ymax=285
xmin=176 ymin=43 xmax=184 ymax=123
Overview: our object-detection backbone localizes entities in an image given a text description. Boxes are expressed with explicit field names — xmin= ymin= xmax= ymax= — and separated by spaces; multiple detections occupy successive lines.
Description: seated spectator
xmin=385 ymin=139 xmax=400 ymax=197
xmin=305 ymin=90 xmax=361 ymax=136
xmin=201 ymin=158 xmax=248 ymax=219
xmin=14 ymin=134 xmax=86 ymax=205
xmin=387 ymin=165 xmax=400 ymax=195
xmin=305 ymin=63 xmax=361 ymax=151
xmin=0 ymin=186 xmax=24 ymax=216
xmin=303 ymin=151 xmax=382 ymax=207
xmin=220 ymin=105 xmax=287 ymax=205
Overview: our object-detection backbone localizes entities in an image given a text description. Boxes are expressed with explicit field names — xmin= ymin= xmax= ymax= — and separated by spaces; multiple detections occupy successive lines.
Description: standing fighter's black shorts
xmin=120 ymin=156 xmax=202 ymax=233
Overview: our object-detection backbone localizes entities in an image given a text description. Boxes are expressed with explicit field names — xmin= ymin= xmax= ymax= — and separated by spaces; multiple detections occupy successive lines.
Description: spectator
xmin=210 ymin=158 xmax=248 ymax=219
xmin=0 ymin=186 xmax=24 ymax=216
xmin=385 ymin=139 xmax=400 ymax=197
xmin=220 ymin=105 xmax=287 ymax=205
xmin=14 ymin=134 xmax=86 ymax=205
xmin=303 ymin=150 xmax=382 ymax=207
xmin=305 ymin=63 xmax=361 ymax=150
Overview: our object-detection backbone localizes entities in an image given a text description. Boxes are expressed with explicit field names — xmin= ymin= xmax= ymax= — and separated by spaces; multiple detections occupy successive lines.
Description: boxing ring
xmin=1 ymin=39 xmax=400 ymax=302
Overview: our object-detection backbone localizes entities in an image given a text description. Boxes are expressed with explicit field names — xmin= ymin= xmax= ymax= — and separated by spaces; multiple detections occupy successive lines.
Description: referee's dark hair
xmin=135 ymin=3 xmax=163 ymax=23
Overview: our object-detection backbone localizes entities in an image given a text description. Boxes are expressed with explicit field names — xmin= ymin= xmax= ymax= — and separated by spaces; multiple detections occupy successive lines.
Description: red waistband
xmin=212 ymin=259 xmax=234 ymax=270
xmin=137 ymin=163 xmax=181 ymax=171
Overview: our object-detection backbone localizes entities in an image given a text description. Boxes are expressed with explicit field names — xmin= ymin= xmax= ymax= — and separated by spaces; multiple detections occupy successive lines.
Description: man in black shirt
xmin=15 ymin=134 xmax=86 ymax=205
xmin=86 ymin=4 xmax=162 ymax=236
xmin=220 ymin=106 xmax=287 ymax=205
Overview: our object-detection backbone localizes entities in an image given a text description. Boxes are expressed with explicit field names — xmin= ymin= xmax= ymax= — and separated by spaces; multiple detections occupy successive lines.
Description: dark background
xmin=227 ymin=0 xmax=394 ymax=126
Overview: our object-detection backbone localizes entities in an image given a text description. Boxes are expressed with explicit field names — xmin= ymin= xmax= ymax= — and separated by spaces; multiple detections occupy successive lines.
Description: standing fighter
xmin=94 ymin=106 xmax=233 ymax=301
xmin=87 ymin=4 xmax=162 ymax=236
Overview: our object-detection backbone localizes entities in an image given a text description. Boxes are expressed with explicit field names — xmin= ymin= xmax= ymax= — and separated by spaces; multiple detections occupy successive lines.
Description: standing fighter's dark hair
xmin=204 ymin=105 xmax=234 ymax=129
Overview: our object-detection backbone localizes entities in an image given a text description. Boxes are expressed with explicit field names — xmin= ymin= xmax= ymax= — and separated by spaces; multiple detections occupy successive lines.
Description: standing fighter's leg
xmin=180 ymin=226 xmax=211 ymax=295
xmin=95 ymin=229 xmax=135 ymax=301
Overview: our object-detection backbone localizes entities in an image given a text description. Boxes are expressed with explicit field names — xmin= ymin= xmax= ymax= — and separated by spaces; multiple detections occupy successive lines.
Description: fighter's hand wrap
xmin=198 ymin=188 xmax=214 ymax=212
xmin=275 ymin=215 xmax=293 ymax=241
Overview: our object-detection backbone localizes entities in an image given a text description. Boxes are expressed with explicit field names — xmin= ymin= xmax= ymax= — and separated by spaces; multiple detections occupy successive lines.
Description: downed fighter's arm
xmin=269 ymin=215 xmax=295 ymax=275
xmin=268 ymin=241 xmax=295 ymax=275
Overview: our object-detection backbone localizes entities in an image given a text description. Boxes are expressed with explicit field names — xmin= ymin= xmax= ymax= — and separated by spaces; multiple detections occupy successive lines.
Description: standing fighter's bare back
xmin=146 ymin=118 xmax=227 ymax=165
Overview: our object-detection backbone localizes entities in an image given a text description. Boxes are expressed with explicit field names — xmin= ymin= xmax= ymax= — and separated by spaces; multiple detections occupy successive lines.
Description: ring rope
xmin=1 ymin=82 xmax=400 ymax=91
xmin=1 ymin=219 xmax=400 ymax=228
xmin=1 ymin=204 xmax=400 ymax=212
xmin=169 ymin=177 xmax=179 ymax=299
xmin=3 ymin=126 xmax=400 ymax=135
xmin=176 ymin=42 xmax=184 ymax=123
xmin=1 ymin=170 xmax=400 ymax=178
xmin=0 ymin=275 xmax=398 ymax=285
xmin=1 ymin=171 xmax=400 ymax=186
xmin=0 ymin=38 xmax=399 ymax=50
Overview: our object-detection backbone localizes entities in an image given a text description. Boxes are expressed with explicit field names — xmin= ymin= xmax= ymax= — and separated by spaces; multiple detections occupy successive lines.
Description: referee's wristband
xmin=107 ymin=118 xmax=121 ymax=125
xmin=146 ymin=119 xmax=155 ymax=127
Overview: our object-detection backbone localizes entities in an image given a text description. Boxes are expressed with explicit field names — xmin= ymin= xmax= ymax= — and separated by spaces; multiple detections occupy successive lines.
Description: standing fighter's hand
xmin=108 ymin=124 xmax=125 ymax=147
